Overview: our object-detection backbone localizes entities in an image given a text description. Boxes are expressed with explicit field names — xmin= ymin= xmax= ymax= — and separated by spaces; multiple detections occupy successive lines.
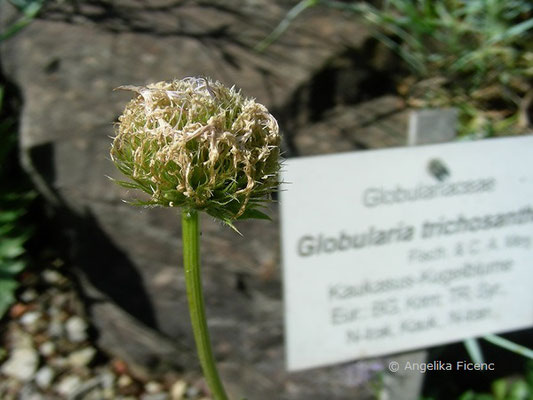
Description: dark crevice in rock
xmin=235 ymin=272 xmax=250 ymax=298
xmin=40 ymin=1 xmax=247 ymax=41
xmin=276 ymin=38 xmax=403 ymax=157
xmin=0 ymin=68 xmax=23 ymax=126
xmin=306 ymin=44 xmax=399 ymax=120
xmin=44 ymin=58 xmax=61 ymax=74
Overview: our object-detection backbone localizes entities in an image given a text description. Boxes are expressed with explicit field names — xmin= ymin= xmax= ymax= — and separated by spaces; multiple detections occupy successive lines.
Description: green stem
xmin=181 ymin=208 xmax=230 ymax=400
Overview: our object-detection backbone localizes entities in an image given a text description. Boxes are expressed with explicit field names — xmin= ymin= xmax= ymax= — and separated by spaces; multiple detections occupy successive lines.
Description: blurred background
xmin=0 ymin=1 xmax=532 ymax=399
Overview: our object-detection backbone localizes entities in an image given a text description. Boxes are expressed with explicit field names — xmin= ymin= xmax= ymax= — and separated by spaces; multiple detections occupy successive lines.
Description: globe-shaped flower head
xmin=111 ymin=77 xmax=281 ymax=227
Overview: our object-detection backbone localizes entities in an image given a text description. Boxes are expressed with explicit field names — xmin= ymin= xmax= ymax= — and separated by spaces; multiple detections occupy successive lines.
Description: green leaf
xmin=125 ymin=199 xmax=161 ymax=207
xmin=0 ymin=209 xmax=26 ymax=224
xmin=492 ymin=378 xmax=508 ymax=399
xmin=458 ymin=391 xmax=476 ymax=400
xmin=1 ymin=0 xmax=43 ymax=42
xmin=111 ymin=179 xmax=143 ymax=189
xmin=508 ymin=380 xmax=529 ymax=399
xmin=0 ymin=279 xmax=18 ymax=318
xmin=237 ymin=208 xmax=272 ymax=221
xmin=0 ymin=237 xmax=26 ymax=259
xmin=483 ymin=334 xmax=533 ymax=360
xmin=222 ymin=219 xmax=243 ymax=236
xmin=0 ymin=223 xmax=15 ymax=236
xmin=463 ymin=338 xmax=484 ymax=364
xmin=0 ymin=260 xmax=26 ymax=276
xmin=489 ymin=18 xmax=533 ymax=44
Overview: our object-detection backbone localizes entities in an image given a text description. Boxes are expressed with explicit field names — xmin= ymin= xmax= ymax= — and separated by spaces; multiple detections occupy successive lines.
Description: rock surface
xmin=0 ymin=1 xmax=411 ymax=398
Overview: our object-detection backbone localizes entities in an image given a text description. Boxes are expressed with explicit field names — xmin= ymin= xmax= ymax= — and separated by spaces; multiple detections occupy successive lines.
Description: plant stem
xmin=181 ymin=208 xmax=230 ymax=400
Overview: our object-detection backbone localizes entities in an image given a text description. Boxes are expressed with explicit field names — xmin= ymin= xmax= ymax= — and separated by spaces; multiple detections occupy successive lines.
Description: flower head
xmin=110 ymin=77 xmax=281 ymax=226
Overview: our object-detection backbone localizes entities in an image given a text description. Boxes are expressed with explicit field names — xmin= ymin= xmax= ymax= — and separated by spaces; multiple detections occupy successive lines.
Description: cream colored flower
xmin=110 ymin=77 xmax=281 ymax=225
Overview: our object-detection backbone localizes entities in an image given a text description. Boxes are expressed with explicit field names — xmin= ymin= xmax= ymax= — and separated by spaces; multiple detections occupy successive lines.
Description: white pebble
xmin=1 ymin=348 xmax=39 ymax=381
xmin=47 ymin=320 xmax=64 ymax=338
xmin=145 ymin=381 xmax=162 ymax=393
xmin=65 ymin=316 xmax=88 ymax=342
xmin=34 ymin=366 xmax=55 ymax=389
xmin=141 ymin=394 xmax=168 ymax=400
xmin=20 ymin=312 xmax=42 ymax=330
xmin=117 ymin=374 xmax=132 ymax=387
xmin=170 ymin=380 xmax=187 ymax=400
xmin=99 ymin=370 xmax=116 ymax=390
xmin=42 ymin=269 xmax=64 ymax=284
xmin=38 ymin=341 xmax=55 ymax=357
xmin=68 ymin=347 xmax=96 ymax=368
xmin=20 ymin=289 xmax=38 ymax=302
xmin=56 ymin=375 xmax=81 ymax=397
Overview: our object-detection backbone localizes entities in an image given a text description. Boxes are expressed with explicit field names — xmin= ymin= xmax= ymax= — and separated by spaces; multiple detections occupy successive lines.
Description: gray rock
xmin=0 ymin=0 xmax=415 ymax=398
xmin=1 ymin=347 xmax=39 ymax=381
xmin=293 ymin=97 xmax=408 ymax=156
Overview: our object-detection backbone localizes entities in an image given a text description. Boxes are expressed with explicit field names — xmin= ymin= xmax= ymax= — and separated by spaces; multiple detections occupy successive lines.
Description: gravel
xmin=0 ymin=260 xmax=211 ymax=400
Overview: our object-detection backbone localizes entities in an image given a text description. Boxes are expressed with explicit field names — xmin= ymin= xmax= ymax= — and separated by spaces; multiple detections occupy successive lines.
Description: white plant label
xmin=280 ymin=135 xmax=533 ymax=371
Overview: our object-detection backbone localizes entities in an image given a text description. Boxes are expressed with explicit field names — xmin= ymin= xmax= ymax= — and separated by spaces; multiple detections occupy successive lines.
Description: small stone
xmin=20 ymin=311 xmax=41 ymax=325
xmin=9 ymin=329 xmax=33 ymax=350
xmin=140 ymin=394 xmax=169 ymax=400
xmin=82 ymin=388 xmax=105 ymax=400
xmin=170 ymin=380 xmax=187 ymax=400
xmin=51 ymin=258 xmax=64 ymax=268
xmin=118 ymin=374 xmax=133 ymax=387
xmin=18 ymin=383 xmax=41 ymax=400
xmin=10 ymin=303 xmax=29 ymax=319
xmin=50 ymin=293 xmax=69 ymax=308
xmin=68 ymin=347 xmax=96 ymax=368
xmin=19 ymin=312 xmax=42 ymax=332
xmin=56 ymin=375 xmax=81 ymax=397
xmin=111 ymin=358 xmax=129 ymax=375
xmin=49 ymin=356 xmax=68 ymax=369
xmin=69 ymin=376 xmax=104 ymax=399
xmin=65 ymin=316 xmax=88 ymax=342
xmin=47 ymin=319 xmax=64 ymax=338
xmin=47 ymin=305 xmax=61 ymax=318
xmin=99 ymin=369 xmax=116 ymax=390
xmin=42 ymin=269 xmax=64 ymax=285
xmin=145 ymin=381 xmax=162 ymax=393
xmin=1 ymin=347 xmax=39 ymax=381
xmin=186 ymin=386 xmax=199 ymax=398
xmin=34 ymin=366 xmax=55 ymax=389
xmin=20 ymin=289 xmax=38 ymax=303
xmin=38 ymin=341 xmax=55 ymax=357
